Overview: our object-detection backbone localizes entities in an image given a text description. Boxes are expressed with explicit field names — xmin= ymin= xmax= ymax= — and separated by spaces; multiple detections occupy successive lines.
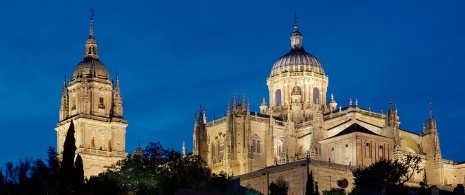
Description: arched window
xmin=276 ymin=140 xmax=283 ymax=157
xmin=219 ymin=142 xmax=224 ymax=162
xmin=275 ymin=89 xmax=282 ymax=106
xmin=313 ymin=87 xmax=320 ymax=104
xmin=211 ymin=143 xmax=216 ymax=163
xmin=252 ymin=135 xmax=261 ymax=154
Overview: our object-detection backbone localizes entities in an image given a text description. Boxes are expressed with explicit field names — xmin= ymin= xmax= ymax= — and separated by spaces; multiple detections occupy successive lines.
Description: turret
xmin=259 ymin=97 xmax=268 ymax=114
xmin=193 ymin=105 xmax=208 ymax=160
xmin=111 ymin=74 xmax=123 ymax=117
xmin=422 ymin=103 xmax=444 ymax=185
xmin=385 ymin=99 xmax=402 ymax=160
xmin=328 ymin=93 xmax=337 ymax=111
xmin=59 ymin=76 xmax=69 ymax=121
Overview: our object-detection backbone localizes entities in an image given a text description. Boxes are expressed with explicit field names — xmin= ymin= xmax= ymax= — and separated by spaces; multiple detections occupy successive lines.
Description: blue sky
xmin=0 ymin=0 xmax=464 ymax=165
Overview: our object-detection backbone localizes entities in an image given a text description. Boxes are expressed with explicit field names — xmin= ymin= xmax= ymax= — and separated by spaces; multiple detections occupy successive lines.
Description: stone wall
xmin=236 ymin=160 xmax=354 ymax=195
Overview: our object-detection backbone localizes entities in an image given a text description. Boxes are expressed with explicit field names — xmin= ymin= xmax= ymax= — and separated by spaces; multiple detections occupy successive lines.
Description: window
xmin=313 ymin=88 xmax=320 ymax=104
xmin=275 ymin=89 xmax=282 ymax=106
xmin=365 ymin=143 xmax=371 ymax=158
xmin=91 ymin=136 xmax=95 ymax=148
xmin=219 ymin=142 xmax=224 ymax=162
xmin=379 ymin=145 xmax=384 ymax=159
xmin=108 ymin=139 xmax=112 ymax=152
xmin=252 ymin=136 xmax=261 ymax=154
xmin=99 ymin=96 xmax=105 ymax=109
xmin=276 ymin=140 xmax=283 ymax=157
xmin=211 ymin=144 xmax=216 ymax=163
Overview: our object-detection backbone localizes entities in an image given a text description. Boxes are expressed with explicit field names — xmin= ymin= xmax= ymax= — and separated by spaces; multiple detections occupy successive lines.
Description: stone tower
xmin=56 ymin=15 xmax=127 ymax=178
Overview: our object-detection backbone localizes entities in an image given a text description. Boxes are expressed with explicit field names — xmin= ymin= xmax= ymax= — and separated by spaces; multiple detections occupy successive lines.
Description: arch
xmin=275 ymin=89 xmax=282 ymax=106
xmin=291 ymin=86 xmax=301 ymax=95
xmin=313 ymin=87 xmax=319 ymax=104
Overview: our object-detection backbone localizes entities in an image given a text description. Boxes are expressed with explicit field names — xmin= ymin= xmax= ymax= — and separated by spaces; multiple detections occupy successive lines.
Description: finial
xmin=89 ymin=6 xmax=96 ymax=20
xmin=89 ymin=7 xmax=96 ymax=37
xmin=430 ymin=102 xmax=433 ymax=119
xmin=349 ymin=98 xmax=352 ymax=106
xmin=63 ymin=72 xmax=67 ymax=85
xmin=389 ymin=98 xmax=393 ymax=111
xmin=330 ymin=93 xmax=334 ymax=100
xmin=355 ymin=98 xmax=358 ymax=106
xmin=294 ymin=11 xmax=298 ymax=27
xmin=138 ymin=139 xmax=140 ymax=146
xmin=182 ymin=141 xmax=186 ymax=157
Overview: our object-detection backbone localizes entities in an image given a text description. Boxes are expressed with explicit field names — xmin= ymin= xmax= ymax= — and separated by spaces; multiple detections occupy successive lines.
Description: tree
xmin=400 ymin=154 xmax=422 ymax=184
xmin=352 ymin=159 xmax=408 ymax=194
xmin=88 ymin=142 xmax=230 ymax=194
xmin=59 ymin=120 xmax=77 ymax=194
xmin=74 ymin=154 xmax=85 ymax=195
xmin=323 ymin=188 xmax=345 ymax=195
xmin=306 ymin=171 xmax=314 ymax=195
xmin=314 ymin=181 xmax=320 ymax=195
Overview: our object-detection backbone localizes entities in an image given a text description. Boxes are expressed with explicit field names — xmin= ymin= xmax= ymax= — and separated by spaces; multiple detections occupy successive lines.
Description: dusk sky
xmin=0 ymin=0 xmax=464 ymax=165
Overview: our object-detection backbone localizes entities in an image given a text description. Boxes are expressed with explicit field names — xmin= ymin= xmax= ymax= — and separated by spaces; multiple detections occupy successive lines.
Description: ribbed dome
xmin=71 ymin=57 xmax=110 ymax=81
xmin=70 ymin=19 xmax=110 ymax=83
xmin=270 ymin=25 xmax=325 ymax=77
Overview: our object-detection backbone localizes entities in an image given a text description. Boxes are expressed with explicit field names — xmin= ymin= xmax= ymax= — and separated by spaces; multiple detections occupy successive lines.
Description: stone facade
xmin=56 ymin=18 xmax=127 ymax=178
xmin=193 ymin=23 xmax=465 ymax=193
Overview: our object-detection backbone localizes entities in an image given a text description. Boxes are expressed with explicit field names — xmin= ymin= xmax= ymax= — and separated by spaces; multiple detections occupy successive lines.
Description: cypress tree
xmin=306 ymin=171 xmax=314 ymax=195
xmin=74 ymin=154 xmax=84 ymax=195
xmin=314 ymin=181 xmax=320 ymax=195
xmin=59 ymin=120 xmax=77 ymax=194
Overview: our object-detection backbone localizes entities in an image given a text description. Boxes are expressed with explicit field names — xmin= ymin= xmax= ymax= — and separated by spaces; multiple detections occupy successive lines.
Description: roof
xmin=327 ymin=123 xmax=383 ymax=139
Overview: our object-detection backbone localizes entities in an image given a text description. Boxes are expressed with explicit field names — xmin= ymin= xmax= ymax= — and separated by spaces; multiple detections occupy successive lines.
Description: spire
xmin=182 ymin=141 xmax=186 ymax=157
xmin=389 ymin=98 xmax=393 ymax=111
xmin=430 ymin=102 xmax=434 ymax=119
xmin=261 ymin=96 xmax=268 ymax=106
xmin=89 ymin=6 xmax=95 ymax=37
xmin=84 ymin=7 xmax=99 ymax=59
xmin=290 ymin=12 xmax=304 ymax=50
xmin=226 ymin=101 xmax=230 ymax=116
xmin=111 ymin=73 xmax=123 ymax=117
xmin=60 ymin=74 xmax=69 ymax=121
xmin=328 ymin=92 xmax=337 ymax=111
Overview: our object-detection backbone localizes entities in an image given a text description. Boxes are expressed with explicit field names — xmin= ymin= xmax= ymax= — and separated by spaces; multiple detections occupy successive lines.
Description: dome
xmin=71 ymin=57 xmax=110 ymax=81
xmin=70 ymin=19 xmax=110 ymax=83
xmin=270 ymin=25 xmax=324 ymax=77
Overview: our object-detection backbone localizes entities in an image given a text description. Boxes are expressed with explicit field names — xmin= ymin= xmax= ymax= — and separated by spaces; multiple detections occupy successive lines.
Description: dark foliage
xmin=322 ymin=188 xmax=346 ymax=195
xmin=87 ymin=142 xmax=229 ymax=194
xmin=74 ymin=154 xmax=85 ymax=195
xmin=352 ymin=158 xmax=408 ymax=194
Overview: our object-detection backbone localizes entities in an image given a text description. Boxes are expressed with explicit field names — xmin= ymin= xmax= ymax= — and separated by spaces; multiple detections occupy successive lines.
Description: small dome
xmin=270 ymin=25 xmax=324 ymax=77
xmin=71 ymin=57 xmax=110 ymax=81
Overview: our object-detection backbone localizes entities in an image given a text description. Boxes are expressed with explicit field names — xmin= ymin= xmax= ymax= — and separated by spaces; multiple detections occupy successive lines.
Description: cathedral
xmin=193 ymin=23 xmax=465 ymax=193
xmin=55 ymin=15 xmax=128 ymax=178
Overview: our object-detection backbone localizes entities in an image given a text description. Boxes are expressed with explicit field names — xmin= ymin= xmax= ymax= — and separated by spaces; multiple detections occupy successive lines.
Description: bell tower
xmin=55 ymin=9 xmax=127 ymax=178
